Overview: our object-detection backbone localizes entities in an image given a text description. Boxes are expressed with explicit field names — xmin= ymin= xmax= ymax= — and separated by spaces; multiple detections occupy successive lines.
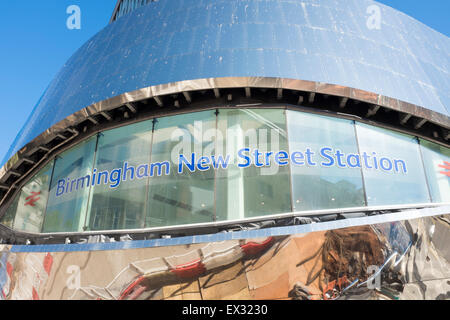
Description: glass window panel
xmin=215 ymin=109 xmax=292 ymax=221
xmin=0 ymin=194 xmax=19 ymax=229
xmin=286 ymin=111 xmax=365 ymax=211
xmin=419 ymin=139 xmax=450 ymax=203
xmin=356 ymin=123 xmax=430 ymax=206
xmin=43 ymin=137 xmax=97 ymax=233
xmin=86 ymin=121 xmax=153 ymax=231
xmin=146 ymin=111 xmax=216 ymax=227
xmin=12 ymin=162 xmax=53 ymax=233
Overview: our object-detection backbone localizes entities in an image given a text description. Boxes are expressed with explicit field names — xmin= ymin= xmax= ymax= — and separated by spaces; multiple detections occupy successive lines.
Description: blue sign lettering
xmin=54 ymin=147 xmax=408 ymax=197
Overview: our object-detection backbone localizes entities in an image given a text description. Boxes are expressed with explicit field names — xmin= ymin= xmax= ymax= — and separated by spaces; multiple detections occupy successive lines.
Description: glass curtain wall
xmin=419 ymin=139 xmax=450 ymax=203
xmin=1 ymin=107 xmax=449 ymax=234
xmin=86 ymin=120 xmax=153 ymax=231
xmin=355 ymin=124 xmax=430 ymax=206
xmin=146 ymin=111 xmax=216 ymax=227
xmin=215 ymin=109 xmax=291 ymax=221
xmin=0 ymin=196 xmax=17 ymax=229
xmin=4 ymin=162 xmax=53 ymax=233
xmin=286 ymin=111 xmax=365 ymax=211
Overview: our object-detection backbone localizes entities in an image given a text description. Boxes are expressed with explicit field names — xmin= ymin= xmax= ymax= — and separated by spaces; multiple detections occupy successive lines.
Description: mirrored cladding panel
xmin=1 ymin=107 xmax=449 ymax=234
xmin=0 ymin=213 xmax=448 ymax=300
xmin=1 ymin=213 xmax=449 ymax=300
xmin=111 ymin=0 xmax=155 ymax=22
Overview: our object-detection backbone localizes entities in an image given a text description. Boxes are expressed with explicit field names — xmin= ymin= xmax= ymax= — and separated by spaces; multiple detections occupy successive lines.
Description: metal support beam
xmin=366 ymin=105 xmax=380 ymax=117
xmin=297 ymin=95 xmax=304 ymax=105
xmin=125 ymin=103 xmax=137 ymax=113
xmin=213 ymin=88 xmax=220 ymax=98
xmin=38 ymin=146 xmax=50 ymax=153
xmin=67 ymin=127 xmax=79 ymax=135
xmin=154 ymin=96 xmax=163 ymax=107
xmin=277 ymin=88 xmax=283 ymax=100
xmin=400 ymin=113 xmax=412 ymax=125
xmin=9 ymin=171 xmax=21 ymax=177
xmin=56 ymin=133 xmax=68 ymax=140
xmin=308 ymin=92 xmax=315 ymax=103
xmin=100 ymin=111 xmax=113 ymax=121
xmin=339 ymin=97 xmax=348 ymax=108
xmin=87 ymin=117 xmax=99 ymax=125
xmin=444 ymin=129 xmax=450 ymax=141
xmin=245 ymin=87 xmax=251 ymax=98
xmin=182 ymin=91 xmax=192 ymax=103
xmin=414 ymin=118 xmax=427 ymax=129
xmin=21 ymin=158 xmax=35 ymax=165
xmin=174 ymin=100 xmax=180 ymax=108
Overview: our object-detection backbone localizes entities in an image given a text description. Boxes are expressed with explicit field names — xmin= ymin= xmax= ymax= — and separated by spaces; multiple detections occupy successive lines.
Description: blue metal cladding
xmin=3 ymin=0 xmax=450 ymax=166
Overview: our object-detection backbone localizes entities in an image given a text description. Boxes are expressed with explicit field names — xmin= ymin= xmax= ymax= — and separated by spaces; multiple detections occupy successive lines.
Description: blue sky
xmin=0 ymin=0 xmax=449 ymax=163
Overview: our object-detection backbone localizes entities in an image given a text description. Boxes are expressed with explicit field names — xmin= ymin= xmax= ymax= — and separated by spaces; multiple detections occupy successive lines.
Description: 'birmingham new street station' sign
xmin=55 ymin=147 xmax=408 ymax=197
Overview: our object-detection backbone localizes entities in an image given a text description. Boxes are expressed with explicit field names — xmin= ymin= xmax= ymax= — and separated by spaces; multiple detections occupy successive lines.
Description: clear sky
xmin=0 ymin=0 xmax=449 ymax=164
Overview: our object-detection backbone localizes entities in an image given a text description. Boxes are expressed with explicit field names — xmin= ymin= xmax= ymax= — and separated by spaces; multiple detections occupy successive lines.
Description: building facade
xmin=0 ymin=0 xmax=449 ymax=300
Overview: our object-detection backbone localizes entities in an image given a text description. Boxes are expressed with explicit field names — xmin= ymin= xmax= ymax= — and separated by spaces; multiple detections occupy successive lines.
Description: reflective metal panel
xmin=111 ymin=0 xmax=154 ymax=22
xmin=0 ymin=214 xmax=449 ymax=300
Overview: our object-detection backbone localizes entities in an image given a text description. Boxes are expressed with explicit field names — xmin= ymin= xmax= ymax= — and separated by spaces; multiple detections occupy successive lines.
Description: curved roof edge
xmin=0 ymin=76 xmax=449 ymax=207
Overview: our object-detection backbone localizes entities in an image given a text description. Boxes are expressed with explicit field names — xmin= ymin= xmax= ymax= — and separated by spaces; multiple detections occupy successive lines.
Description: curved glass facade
xmin=1 ymin=107 xmax=449 ymax=234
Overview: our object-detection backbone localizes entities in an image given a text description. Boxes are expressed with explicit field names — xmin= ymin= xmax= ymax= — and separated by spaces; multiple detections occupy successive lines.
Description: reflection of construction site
xmin=290 ymin=226 xmax=386 ymax=300
xmin=0 ymin=215 xmax=449 ymax=300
